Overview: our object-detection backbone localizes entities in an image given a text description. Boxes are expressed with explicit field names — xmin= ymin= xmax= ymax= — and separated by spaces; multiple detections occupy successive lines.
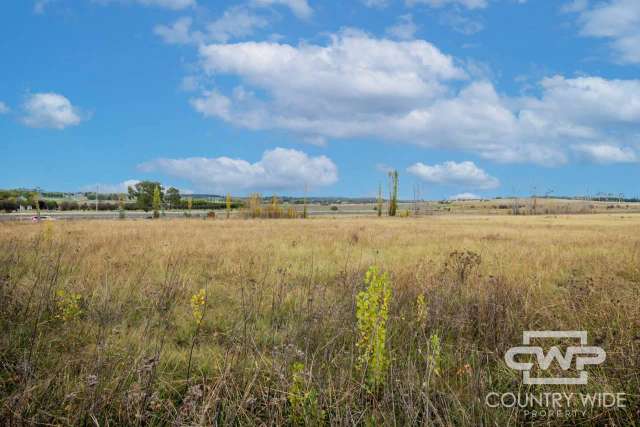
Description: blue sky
xmin=1 ymin=0 xmax=640 ymax=199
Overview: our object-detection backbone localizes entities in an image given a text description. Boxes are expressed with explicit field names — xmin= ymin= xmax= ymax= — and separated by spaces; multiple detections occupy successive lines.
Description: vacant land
xmin=1 ymin=215 xmax=639 ymax=425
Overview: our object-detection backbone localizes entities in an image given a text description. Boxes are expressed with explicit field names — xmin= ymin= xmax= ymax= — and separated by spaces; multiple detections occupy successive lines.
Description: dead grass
xmin=1 ymin=215 xmax=639 ymax=425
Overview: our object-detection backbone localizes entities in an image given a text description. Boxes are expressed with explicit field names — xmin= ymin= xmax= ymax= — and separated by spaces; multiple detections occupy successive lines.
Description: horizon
xmin=2 ymin=1 xmax=640 ymax=199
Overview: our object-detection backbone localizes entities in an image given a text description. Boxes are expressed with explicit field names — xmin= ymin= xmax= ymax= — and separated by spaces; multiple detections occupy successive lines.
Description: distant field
xmin=1 ymin=215 xmax=639 ymax=425
xmin=3 ymin=197 xmax=640 ymax=221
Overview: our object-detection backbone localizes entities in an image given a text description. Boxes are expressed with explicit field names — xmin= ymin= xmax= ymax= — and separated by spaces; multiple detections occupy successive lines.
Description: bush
xmin=59 ymin=201 xmax=79 ymax=211
xmin=0 ymin=199 xmax=18 ymax=213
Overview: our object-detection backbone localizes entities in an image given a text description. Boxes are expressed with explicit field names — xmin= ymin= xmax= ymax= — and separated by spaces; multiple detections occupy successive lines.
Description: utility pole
xmin=96 ymin=185 xmax=99 ymax=213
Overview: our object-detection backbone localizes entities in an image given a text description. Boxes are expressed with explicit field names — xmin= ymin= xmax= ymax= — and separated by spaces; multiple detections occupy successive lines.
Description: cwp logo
xmin=505 ymin=331 xmax=606 ymax=385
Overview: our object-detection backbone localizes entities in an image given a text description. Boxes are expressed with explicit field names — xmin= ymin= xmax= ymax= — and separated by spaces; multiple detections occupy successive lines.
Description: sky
xmin=1 ymin=0 xmax=640 ymax=200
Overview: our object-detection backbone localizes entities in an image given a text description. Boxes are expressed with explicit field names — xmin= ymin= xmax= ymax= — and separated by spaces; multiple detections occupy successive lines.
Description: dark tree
xmin=166 ymin=187 xmax=181 ymax=209
xmin=128 ymin=181 xmax=163 ymax=211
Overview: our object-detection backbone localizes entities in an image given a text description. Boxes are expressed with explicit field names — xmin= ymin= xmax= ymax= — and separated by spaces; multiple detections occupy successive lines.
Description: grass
xmin=1 ymin=215 xmax=639 ymax=425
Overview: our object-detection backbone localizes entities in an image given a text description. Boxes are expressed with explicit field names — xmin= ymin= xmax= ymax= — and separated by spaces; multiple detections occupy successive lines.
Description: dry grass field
xmin=1 ymin=215 xmax=639 ymax=425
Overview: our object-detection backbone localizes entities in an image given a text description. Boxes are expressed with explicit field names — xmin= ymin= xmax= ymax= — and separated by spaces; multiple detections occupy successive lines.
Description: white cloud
xmin=376 ymin=163 xmax=394 ymax=173
xmin=22 ymin=93 xmax=84 ymax=129
xmin=0 ymin=102 xmax=9 ymax=114
xmin=154 ymin=17 xmax=195 ymax=44
xmin=251 ymin=0 xmax=313 ymax=19
xmin=361 ymin=0 xmax=390 ymax=8
xmin=136 ymin=0 xmax=195 ymax=8
xmin=440 ymin=12 xmax=484 ymax=35
xmin=560 ymin=0 xmax=588 ymax=13
xmin=386 ymin=14 xmax=418 ymax=40
xmin=207 ymin=7 xmax=269 ymax=42
xmin=189 ymin=32 xmax=640 ymax=166
xmin=34 ymin=0 xmax=55 ymax=14
xmin=155 ymin=8 xmax=269 ymax=45
xmin=407 ymin=160 xmax=500 ymax=189
xmin=572 ymin=144 xmax=638 ymax=164
xmin=571 ymin=0 xmax=640 ymax=63
xmin=83 ymin=179 xmax=141 ymax=194
xmin=137 ymin=147 xmax=338 ymax=193
xmin=449 ymin=192 xmax=481 ymax=200
xmin=406 ymin=0 xmax=489 ymax=10
xmin=194 ymin=30 xmax=467 ymax=124
xmin=302 ymin=135 xmax=328 ymax=146
xmin=180 ymin=75 xmax=200 ymax=92
xmin=95 ymin=0 xmax=195 ymax=10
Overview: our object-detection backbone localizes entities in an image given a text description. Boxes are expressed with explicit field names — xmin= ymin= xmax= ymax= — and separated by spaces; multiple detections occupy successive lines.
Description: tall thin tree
xmin=388 ymin=170 xmax=398 ymax=217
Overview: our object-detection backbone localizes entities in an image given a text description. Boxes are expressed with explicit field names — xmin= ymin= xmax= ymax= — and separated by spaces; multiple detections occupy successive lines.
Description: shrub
xmin=0 ymin=199 xmax=18 ymax=213
xmin=55 ymin=289 xmax=83 ymax=322
xmin=59 ymin=201 xmax=79 ymax=211
xmin=356 ymin=266 xmax=392 ymax=389
xmin=288 ymin=362 xmax=323 ymax=425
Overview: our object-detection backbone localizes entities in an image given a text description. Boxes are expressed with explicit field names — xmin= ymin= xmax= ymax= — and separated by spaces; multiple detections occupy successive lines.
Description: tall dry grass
xmin=0 ymin=215 xmax=639 ymax=425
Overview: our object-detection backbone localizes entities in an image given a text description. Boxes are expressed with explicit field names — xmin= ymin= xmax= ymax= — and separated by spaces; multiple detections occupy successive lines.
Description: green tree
xmin=152 ymin=185 xmax=161 ymax=218
xmin=388 ymin=170 xmax=398 ymax=217
xmin=118 ymin=194 xmax=126 ymax=219
xmin=225 ymin=193 xmax=232 ymax=219
xmin=128 ymin=181 xmax=163 ymax=211
xmin=302 ymin=184 xmax=308 ymax=219
xmin=377 ymin=183 xmax=383 ymax=217
xmin=166 ymin=187 xmax=181 ymax=209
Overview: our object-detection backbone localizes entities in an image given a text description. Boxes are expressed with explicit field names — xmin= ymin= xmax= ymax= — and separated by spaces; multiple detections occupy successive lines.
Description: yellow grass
xmin=1 ymin=215 xmax=639 ymax=425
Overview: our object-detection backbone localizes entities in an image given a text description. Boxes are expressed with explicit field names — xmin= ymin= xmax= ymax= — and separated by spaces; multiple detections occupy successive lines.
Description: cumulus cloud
xmin=207 ymin=7 xmax=269 ymax=42
xmin=449 ymin=192 xmax=482 ymax=200
xmin=406 ymin=0 xmax=489 ymax=10
xmin=407 ymin=160 xmax=500 ymax=189
xmin=386 ymin=15 xmax=418 ymax=40
xmin=251 ymin=0 xmax=313 ymax=19
xmin=22 ymin=93 xmax=84 ymax=129
xmin=572 ymin=144 xmax=638 ymax=164
xmin=137 ymin=147 xmax=338 ymax=193
xmin=189 ymin=31 xmax=640 ymax=166
xmin=0 ymin=102 xmax=9 ymax=114
xmin=155 ymin=8 xmax=269 ymax=45
xmin=154 ymin=17 xmax=195 ymax=44
xmin=570 ymin=0 xmax=640 ymax=64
